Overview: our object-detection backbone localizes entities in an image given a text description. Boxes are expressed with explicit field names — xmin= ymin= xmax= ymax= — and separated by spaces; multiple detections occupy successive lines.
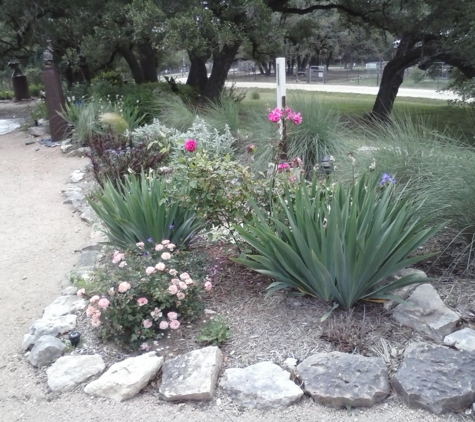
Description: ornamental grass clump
xmin=88 ymin=173 xmax=205 ymax=250
xmin=234 ymin=174 xmax=444 ymax=308
xmin=78 ymin=241 xmax=212 ymax=349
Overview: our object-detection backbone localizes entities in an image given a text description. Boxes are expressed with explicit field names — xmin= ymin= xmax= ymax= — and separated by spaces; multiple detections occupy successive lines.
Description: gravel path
xmin=0 ymin=104 xmax=466 ymax=421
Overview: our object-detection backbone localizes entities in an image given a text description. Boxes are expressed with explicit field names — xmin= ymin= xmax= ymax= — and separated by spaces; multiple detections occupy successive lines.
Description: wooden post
xmin=276 ymin=57 xmax=287 ymax=160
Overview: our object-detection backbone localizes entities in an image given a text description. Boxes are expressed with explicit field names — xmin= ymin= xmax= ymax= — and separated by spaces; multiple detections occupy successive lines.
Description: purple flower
xmin=380 ymin=173 xmax=396 ymax=186
xmin=169 ymin=224 xmax=174 ymax=229
xmin=147 ymin=238 xmax=153 ymax=243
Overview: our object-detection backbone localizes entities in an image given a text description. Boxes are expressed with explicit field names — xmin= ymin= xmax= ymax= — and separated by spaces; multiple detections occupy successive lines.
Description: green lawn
xmin=242 ymin=89 xmax=474 ymax=141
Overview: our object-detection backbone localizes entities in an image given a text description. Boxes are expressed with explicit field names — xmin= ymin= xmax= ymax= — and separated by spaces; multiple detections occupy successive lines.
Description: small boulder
xmin=444 ymin=328 xmax=475 ymax=352
xmin=383 ymin=268 xmax=426 ymax=311
xmin=297 ymin=352 xmax=389 ymax=408
xmin=61 ymin=286 xmax=79 ymax=296
xmin=43 ymin=296 xmax=87 ymax=319
xmin=84 ymin=352 xmax=163 ymax=402
xmin=70 ymin=170 xmax=85 ymax=183
xmin=220 ymin=362 xmax=303 ymax=409
xmin=160 ymin=346 xmax=223 ymax=401
xmin=392 ymin=284 xmax=459 ymax=340
xmin=47 ymin=355 xmax=105 ymax=392
xmin=28 ymin=126 xmax=47 ymax=137
xmin=22 ymin=314 xmax=77 ymax=350
xmin=28 ymin=335 xmax=65 ymax=367
xmin=392 ymin=342 xmax=475 ymax=414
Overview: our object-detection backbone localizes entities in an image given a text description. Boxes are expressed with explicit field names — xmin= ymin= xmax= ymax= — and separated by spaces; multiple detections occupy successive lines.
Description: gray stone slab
xmin=220 ymin=361 xmax=303 ymax=409
xmin=43 ymin=295 xmax=87 ymax=319
xmin=297 ymin=352 xmax=389 ymax=408
xmin=22 ymin=314 xmax=77 ymax=350
xmin=28 ymin=335 xmax=65 ymax=367
xmin=392 ymin=342 xmax=475 ymax=414
xmin=444 ymin=327 xmax=475 ymax=352
xmin=392 ymin=284 xmax=460 ymax=340
xmin=47 ymin=355 xmax=105 ymax=392
xmin=160 ymin=346 xmax=223 ymax=401
xmin=84 ymin=352 xmax=163 ymax=402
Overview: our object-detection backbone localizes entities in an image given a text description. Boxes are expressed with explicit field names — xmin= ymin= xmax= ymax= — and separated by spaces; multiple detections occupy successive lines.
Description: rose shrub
xmin=81 ymin=240 xmax=212 ymax=349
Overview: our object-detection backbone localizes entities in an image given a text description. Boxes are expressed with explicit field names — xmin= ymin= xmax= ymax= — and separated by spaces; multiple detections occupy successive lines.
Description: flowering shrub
xmin=82 ymin=241 xmax=212 ymax=348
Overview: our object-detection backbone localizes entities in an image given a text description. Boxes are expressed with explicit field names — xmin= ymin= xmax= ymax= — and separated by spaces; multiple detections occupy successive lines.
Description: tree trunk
xmin=203 ymin=42 xmax=241 ymax=101
xmin=187 ymin=51 xmax=209 ymax=93
xmin=137 ymin=40 xmax=158 ymax=83
xmin=117 ymin=44 xmax=144 ymax=84
xmin=325 ymin=50 xmax=333 ymax=70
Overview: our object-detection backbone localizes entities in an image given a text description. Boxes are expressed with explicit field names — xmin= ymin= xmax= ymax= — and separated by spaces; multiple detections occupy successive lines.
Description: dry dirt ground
xmin=0 ymin=101 xmax=470 ymax=422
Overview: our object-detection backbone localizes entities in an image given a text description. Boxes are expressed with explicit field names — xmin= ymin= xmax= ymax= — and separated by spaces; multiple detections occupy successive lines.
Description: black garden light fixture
xmin=68 ymin=331 xmax=81 ymax=348
xmin=319 ymin=155 xmax=334 ymax=175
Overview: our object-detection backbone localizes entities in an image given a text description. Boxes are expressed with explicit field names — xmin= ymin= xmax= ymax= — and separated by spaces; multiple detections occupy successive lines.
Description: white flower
xmin=161 ymin=252 xmax=171 ymax=260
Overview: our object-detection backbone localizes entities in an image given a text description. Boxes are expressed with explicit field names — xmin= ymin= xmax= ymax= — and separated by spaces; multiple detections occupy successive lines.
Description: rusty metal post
xmin=42 ymin=41 xmax=67 ymax=142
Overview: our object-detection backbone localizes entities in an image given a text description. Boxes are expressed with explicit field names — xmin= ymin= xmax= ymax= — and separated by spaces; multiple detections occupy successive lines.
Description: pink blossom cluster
xmin=143 ymin=311 xmax=180 ymax=331
xmin=167 ymin=271 xmax=196 ymax=300
xmin=112 ymin=250 xmax=127 ymax=267
xmin=268 ymin=107 xmax=303 ymax=125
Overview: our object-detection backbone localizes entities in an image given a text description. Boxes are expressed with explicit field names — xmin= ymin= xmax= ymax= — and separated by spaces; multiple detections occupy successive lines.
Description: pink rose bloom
xmin=76 ymin=288 xmax=85 ymax=297
xmin=159 ymin=321 xmax=169 ymax=330
xmin=145 ymin=266 xmax=156 ymax=275
xmin=179 ymin=272 xmax=190 ymax=281
xmin=161 ymin=252 xmax=171 ymax=260
xmin=204 ymin=281 xmax=213 ymax=291
xmin=268 ymin=108 xmax=283 ymax=123
xmin=155 ymin=244 xmax=164 ymax=251
xmin=112 ymin=252 xmax=125 ymax=264
xmin=168 ymin=285 xmax=178 ymax=295
xmin=184 ymin=139 xmax=197 ymax=152
xmin=108 ymin=287 xmax=115 ymax=296
xmin=155 ymin=262 xmax=166 ymax=271
xmin=86 ymin=305 xmax=96 ymax=317
xmin=167 ymin=311 xmax=178 ymax=321
xmin=119 ymin=261 xmax=127 ymax=268
xmin=137 ymin=297 xmax=148 ymax=306
xmin=246 ymin=144 xmax=256 ymax=153
xmin=278 ymin=162 xmax=291 ymax=172
xmin=179 ymin=281 xmax=188 ymax=290
xmin=177 ymin=292 xmax=185 ymax=300
xmin=171 ymin=278 xmax=180 ymax=285
xmin=136 ymin=242 xmax=145 ymax=249
xmin=118 ymin=281 xmax=131 ymax=293
xmin=140 ymin=342 xmax=150 ymax=351
xmin=98 ymin=298 xmax=110 ymax=309
xmin=289 ymin=175 xmax=297 ymax=183
xmin=176 ymin=301 xmax=182 ymax=306
xmin=143 ymin=319 xmax=153 ymax=329
xmin=89 ymin=295 xmax=100 ymax=304
xmin=185 ymin=278 xmax=194 ymax=285
xmin=91 ymin=318 xmax=101 ymax=327
xmin=290 ymin=112 xmax=303 ymax=125
xmin=161 ymin=240 xmax=170 ymax=245
xmin=167 ymin=243 xmax=176 ymax=251
xmin=169 ymin=269 xmax=178 ymax=276
xmin=170 ymin=320 xmax=180 ymax=330
xmin=93 ymin=310 xmax=101 ymax=319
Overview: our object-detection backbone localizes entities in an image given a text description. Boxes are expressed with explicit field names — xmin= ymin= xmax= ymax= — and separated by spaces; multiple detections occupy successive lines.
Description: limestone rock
xmin=43 ymin=295 xmax=87 ymax=319
xmin=76 ymin=249 xmax=99 ymax=269
xmin=392 ymin=342 xmax=475 ymax=414
xmin=61 ymin=286 xmax=79 ymax=295
xmin=383 ymin=268 xmax=426 ymax=311
xmin=70 ymin=170 xmax=85 ymax=183
xmin=60 ymin=140 xmax=73 ymax=153
xmin=22 ymin=314 xmax=77 ymax=350
xmin=220 ymin=362 xmax=303 ymax=409
xmin=160 ymin=346 xmax=223 ymax=401
xmin=28 ymin=335 xmax=65 ymax=367
xmin=444 ymin=328 xmax=475 ymax=352
xmin=47 ymin=355 xmax=105 ymax=392
xmin=84 ymin=352 xmax=163 ymax=402
xmin=28 ymin=126 xmax=47 ymax=137
xmin=297 ymin=352 xmax=389 ymax=408
xmin=392 ymin=284 xmax=459 ymax=340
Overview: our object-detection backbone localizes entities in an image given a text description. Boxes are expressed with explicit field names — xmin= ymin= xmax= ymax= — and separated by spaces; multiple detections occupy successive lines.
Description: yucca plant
xmin=233 ymin=174 xmax=444 ymax=308
xmin=88 ymin=173 xmax=205 ymax=250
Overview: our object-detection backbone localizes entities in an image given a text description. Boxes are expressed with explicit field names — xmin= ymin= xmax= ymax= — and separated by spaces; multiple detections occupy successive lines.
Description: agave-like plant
xmin=233 ymin=174 xmax=444 ymax=308
xmin=88 ymin=173 xmax=205 ymax=250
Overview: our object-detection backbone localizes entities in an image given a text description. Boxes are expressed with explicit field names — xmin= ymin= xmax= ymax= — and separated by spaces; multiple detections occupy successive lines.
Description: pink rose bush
xmin=83 ymin=240 xmax=213 ymax=349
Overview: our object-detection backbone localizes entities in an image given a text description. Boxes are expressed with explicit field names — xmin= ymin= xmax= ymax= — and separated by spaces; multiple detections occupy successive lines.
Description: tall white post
xmin=276 ymin=57 xmax=286 ymax=110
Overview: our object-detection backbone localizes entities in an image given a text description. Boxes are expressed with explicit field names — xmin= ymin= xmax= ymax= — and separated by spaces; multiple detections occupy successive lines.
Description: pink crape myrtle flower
xmin=143 ymin=319 xmax=153 ymax=329
xmin=184 ymin=139 xmax=197 ymax=152
xmin=170 ymin=320 xmax=180 ymax=330
xmin=159 ymin=321 xmax=169 ymax=330
xmin=145 ymin=266 xmax=156 ymax=275
xmin=204 ymin=281 xmax=213 ymax=291
xmin=118 ymin=281 xmax=131 ymax=293
xmin=167 ymin=312 xmax=178 ymax=321
xmin=98 ymin=298 xmax=110 ymax=309
xmin=137 ymin=297 xmax=149 ymax=306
